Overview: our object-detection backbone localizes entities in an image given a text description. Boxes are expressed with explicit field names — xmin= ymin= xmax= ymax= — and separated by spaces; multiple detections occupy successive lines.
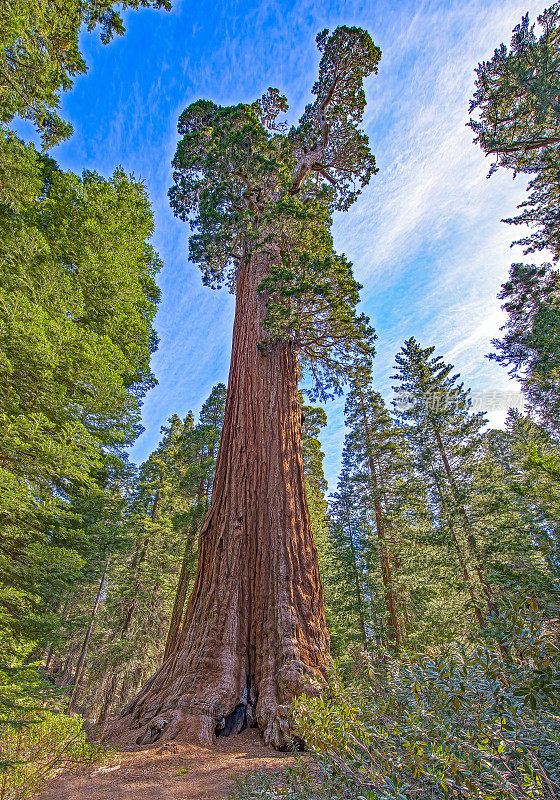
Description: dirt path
xmin=39 ymin=729 xmax=295 ymax=800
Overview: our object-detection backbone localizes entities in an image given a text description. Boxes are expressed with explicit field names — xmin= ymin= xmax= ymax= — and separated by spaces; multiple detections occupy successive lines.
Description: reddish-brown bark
xmin=109 ymin=252 xmax=330 ymax=748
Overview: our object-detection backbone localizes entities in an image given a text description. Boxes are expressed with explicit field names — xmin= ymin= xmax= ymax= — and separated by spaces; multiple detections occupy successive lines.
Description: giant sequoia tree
xmin=113 ymin=26 xmax=379 ymax=748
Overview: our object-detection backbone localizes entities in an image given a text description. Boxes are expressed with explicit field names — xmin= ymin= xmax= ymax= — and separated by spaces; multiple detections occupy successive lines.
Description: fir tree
xmin=393 ymin=338 xmax=497 ymax=629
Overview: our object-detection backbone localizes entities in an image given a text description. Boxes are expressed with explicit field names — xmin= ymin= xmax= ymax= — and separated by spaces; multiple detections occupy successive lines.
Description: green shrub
xmin=230 ymin=763 xmax=357 ymax=800
xmin=0 ymin=711 xmax=103 ymax=800
xmin=231 ymin=599 xmax=560 ymax=800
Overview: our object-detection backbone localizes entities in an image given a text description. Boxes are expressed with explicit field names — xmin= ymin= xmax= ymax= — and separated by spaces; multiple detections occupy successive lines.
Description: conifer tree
xmin=490 ymin=412 xmax=560 ymax=593
xmin=113 ymin=26 xmax=379 ymax=748
xmin=392 ymin=338 xmax=551 ymax=638
xmin=0 ymin=0 xmax=171 ymax=146
xmin=327 ymin=378 xmax=464 ymax=653
xmin=343 ymin=374 xmax=406 ymax=649
xmin=468 ymin=2 xmax=560 ymax=260
xmin=328 ymin=465 xmax=372 ymax=655
xmin=491 ymin=263 xmax=560 ymax=439
xmin=0 ymin=158 xmax=161 ymax=724
xmin=164 ymin=384 xmax=226 ymax=661
xmin=393 ymin=338 xmax=497 ymax=629
xmin=48 ymin=386 xmax=227 ymax=725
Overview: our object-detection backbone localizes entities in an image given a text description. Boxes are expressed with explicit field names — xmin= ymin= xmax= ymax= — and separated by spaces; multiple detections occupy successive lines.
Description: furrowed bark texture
xmin=110 ymin=253 xmax=330 ymax=748
xmin=162 ymin=524 xmax=197 ymax=663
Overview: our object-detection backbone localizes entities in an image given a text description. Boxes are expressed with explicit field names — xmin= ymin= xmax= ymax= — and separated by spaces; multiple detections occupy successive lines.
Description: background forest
xmin=1 ymin=2 xmax=560 ymax=800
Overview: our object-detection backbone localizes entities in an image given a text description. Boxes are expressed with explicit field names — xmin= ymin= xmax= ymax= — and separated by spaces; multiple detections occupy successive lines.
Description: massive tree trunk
xmin=109 ymin=252 xmax=330 ymax=748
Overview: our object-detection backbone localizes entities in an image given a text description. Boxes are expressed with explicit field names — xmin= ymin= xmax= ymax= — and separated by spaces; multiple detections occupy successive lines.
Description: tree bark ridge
xmin=108 ymin=251 xmax=329 ymax=748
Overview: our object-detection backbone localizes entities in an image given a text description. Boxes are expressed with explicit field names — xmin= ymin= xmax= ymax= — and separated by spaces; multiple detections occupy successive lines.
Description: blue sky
xmin=48 ymin=0 xmax=545 ymax=489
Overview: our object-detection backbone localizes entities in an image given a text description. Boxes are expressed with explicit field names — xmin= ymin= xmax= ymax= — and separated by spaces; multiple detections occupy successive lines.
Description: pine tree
xmin=393 ymin=339 xmax=497 ymax=630
xmin=329 ymin=369 xmax=455 ymax=653
xmin=73 ymin=414 xmax=189 ymax=720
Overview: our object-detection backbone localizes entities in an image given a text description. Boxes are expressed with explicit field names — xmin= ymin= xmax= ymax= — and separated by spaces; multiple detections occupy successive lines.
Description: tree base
xmin=106 ymin=709 xmax=215 ymax=748
xmin=105 ymin=660 xmax=324 ymax=750
xmin=106 ymin=705 xmax=304 ymax=751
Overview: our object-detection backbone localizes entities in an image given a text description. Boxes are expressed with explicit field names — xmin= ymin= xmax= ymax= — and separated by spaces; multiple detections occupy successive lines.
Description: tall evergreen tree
xmin=328 ymin=464 xmax=372 ymax=656
xmin=490 ymin=411 xmax=560 ymax=594
xmin=393 ymin=339 xmax=498 ymax=629
xmin=113 ymin=26 xmax=380 ymax=748
xmin=0 ymin=157 xmax=161 ymax=721
xmin=47 ymin=385 xmax=227 ymax=726
xmin=164 ymin=384 xmax=226 ymax=661
xmin=343 ymin=376 xmax=406 ymax=649
xmin=392 ymin=339 xmax=550 ymax=638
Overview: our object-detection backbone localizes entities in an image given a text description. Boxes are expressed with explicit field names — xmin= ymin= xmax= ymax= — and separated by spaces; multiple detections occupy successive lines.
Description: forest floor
xmin=38 ymin=729 xmax=296 ymax=800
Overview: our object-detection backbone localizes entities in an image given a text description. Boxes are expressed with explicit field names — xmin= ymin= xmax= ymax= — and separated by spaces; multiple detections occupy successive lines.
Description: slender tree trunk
xmin=163 ymin=525 xmax=198 ymax=662
xmin=371 ymin=485 xmax=403 ymax=650
xmin=110 ymin=252 xmax=329 ymax=748
xmin=98 ymin=674 xmax=119 ymax=727
xmin=69 ymin=554 xmax=111 ymax=710
xmin=58 ymin=654 xmax=75 ymax=687
xmin=356 ymin=389 xmax=402 ymax=649
xmin=98 ymin=491 xmax=163 ymax=724
xmin=430 ymin=467 xmax=485 ymax=628
xmin=446 ymin=517 xmax=486 ymax=629
xmin=121 ymin=485 xmax=161 ymax=633
xmin=164 ymin=476 xmax=207 ymax=663
xmin=432 ymin=427 xmax=497 ymax=614
xmin=343 ymin=506 xmax=368 ymax=649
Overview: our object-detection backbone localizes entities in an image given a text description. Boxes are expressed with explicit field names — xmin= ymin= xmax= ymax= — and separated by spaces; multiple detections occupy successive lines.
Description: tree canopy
xmin=169 ymin=26 xmax=380 ymax=398
xmin=469 ymin=2 xmax=560 ymax=259
xmin=0 ymin=0 xmax=171 ymax=147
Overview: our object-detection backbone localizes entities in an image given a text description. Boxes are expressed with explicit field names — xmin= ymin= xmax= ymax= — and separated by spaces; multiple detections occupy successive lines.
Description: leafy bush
xmin=231 ymin=600 xmax=560 ymax=800
xmin=0 ymin=711 xmax=103 ymax=800
xmin=230 ymin=765 xmax=322 ymax=800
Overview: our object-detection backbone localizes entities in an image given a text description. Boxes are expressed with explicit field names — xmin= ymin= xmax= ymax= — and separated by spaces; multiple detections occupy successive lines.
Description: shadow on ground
xmin=39 ymin=728 xmax=296 ymax=800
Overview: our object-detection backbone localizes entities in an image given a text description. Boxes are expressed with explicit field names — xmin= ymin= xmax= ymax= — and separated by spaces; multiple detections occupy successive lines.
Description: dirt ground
xmin=38 ymin=729 xmax=295 ymax=800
